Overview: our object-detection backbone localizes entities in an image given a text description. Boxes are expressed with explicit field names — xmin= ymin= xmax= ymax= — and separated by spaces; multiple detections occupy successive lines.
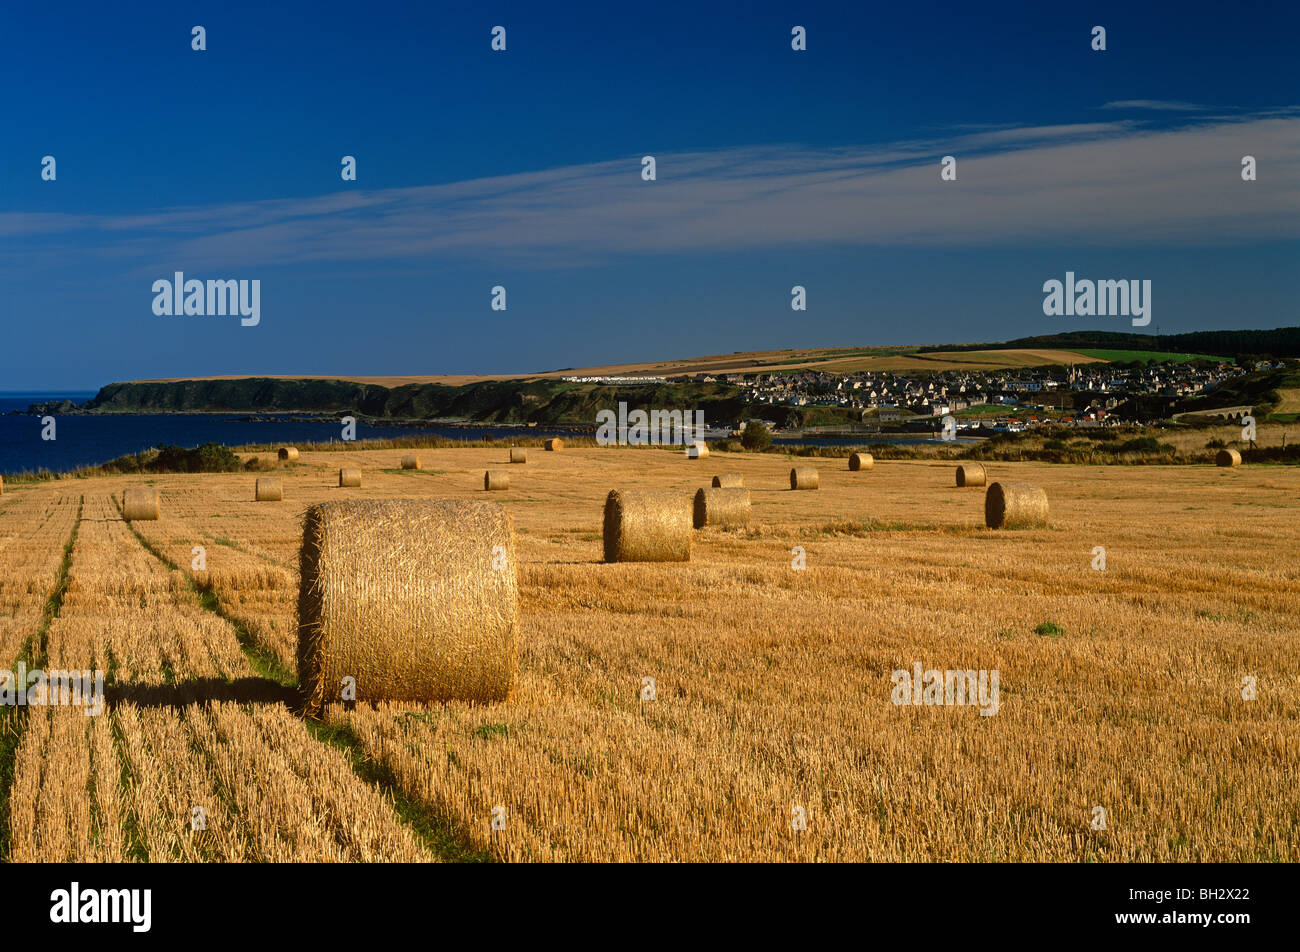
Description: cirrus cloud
xmin=4 ymin=110 xmax=1297 ymax=276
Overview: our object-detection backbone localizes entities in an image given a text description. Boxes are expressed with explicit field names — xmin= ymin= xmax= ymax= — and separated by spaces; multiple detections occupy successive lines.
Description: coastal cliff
xmin=75 ymin=377 xmax=849 ymax=427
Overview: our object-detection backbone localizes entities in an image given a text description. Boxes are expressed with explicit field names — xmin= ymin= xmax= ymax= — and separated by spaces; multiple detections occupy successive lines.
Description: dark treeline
xmin=918 ymin=327 xmax=1300 ymax=359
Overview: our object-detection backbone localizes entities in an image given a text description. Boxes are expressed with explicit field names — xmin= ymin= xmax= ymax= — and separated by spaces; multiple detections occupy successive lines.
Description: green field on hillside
xmin=1076 ymin=349 xmax=1225 ymax=364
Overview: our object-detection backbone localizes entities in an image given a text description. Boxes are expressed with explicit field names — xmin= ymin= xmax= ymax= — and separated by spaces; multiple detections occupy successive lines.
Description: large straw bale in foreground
xmin=789 ymin=466 xmax=819 ymax=490
xmin=603 ymin=490 xmax=691 ymax=562
xmin=339 ymin=467 xmax=362 ymax=488
xmin=122 ymin=488 xmax=160 ymax=521
xmin=278 ymin=447 xmax=299 ymax=462
xmin=298 ymin=499 xmax=518 ymax=710
xmin=848 ymin=453 xmax=873 ymax=471
xmin=956 ymin=462 xmax=987 ymax=487
xmin=484 ymin=470 xmax=509 ymax=491
xmin=985 ymin=481 xmax=1049 ymax=529
xmin=1216 ymin=448 xmax=1242 ymax=467
xmin=401 ymin=454 xmax=421 ymax=470
xmin=693 ymin=488 xmax=751 ymax=528
xmin=509 ymin=448 xmax=528 ymax=464
xmin=711 ymin=473 xmax=743 ymax=488
xmin=255 ymin=477 xmax=283 ymax=502
xmin=545 ymin=438 xmax=563 ymax=452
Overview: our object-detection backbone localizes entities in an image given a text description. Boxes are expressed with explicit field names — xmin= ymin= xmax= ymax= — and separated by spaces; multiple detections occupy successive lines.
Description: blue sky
xmin=2 ymin=0 xmax=1297 ymax=388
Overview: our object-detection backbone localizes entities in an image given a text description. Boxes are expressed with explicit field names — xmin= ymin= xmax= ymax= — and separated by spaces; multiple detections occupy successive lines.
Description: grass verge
xmin=303 ymin=718 xmax=495 ymax=863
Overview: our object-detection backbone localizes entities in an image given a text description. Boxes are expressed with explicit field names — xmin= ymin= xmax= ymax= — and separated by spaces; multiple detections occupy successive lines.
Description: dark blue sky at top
xmin=2 ymin=0 xmax=1297 ymax=388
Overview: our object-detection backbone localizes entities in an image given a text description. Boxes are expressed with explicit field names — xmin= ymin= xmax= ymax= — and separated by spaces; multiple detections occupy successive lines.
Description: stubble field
xmin=1 ymin=445 xmax=1295 ymax=862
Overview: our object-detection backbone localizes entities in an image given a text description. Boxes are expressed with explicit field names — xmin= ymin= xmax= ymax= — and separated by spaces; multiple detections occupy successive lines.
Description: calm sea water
xmin=0 ymin=392 xmax=970 ymax=473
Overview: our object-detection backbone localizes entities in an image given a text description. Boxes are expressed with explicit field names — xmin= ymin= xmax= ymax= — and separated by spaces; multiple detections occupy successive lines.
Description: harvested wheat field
xmin=0 ymin=445 xmax=1296 ymax=863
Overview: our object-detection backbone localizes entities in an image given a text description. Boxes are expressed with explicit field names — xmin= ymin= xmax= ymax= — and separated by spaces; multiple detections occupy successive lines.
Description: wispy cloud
xmin=1098 ymin=99 xmax=1209 ymax=112
xmin=5 ymin=111 xmax=1298 ymax=275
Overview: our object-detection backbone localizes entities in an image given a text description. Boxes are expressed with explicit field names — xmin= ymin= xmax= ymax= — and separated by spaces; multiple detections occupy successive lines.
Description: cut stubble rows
xmin=0 ymin=446 xmax=1295 ymax=861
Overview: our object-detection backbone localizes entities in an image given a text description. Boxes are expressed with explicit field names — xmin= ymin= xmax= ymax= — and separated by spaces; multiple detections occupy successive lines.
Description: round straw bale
xmin=545 ymin=438 xmax=563 ymax=451
xmin=401 ymin=454 xmax=421 ymax=470
xmin=0 ymin=475 xmax=4 ymax=495
xmin=298 ymin=498 xmax=518 ymax=710
xmin=711 ymin=473 xmax=744 ymax=488
xmin=956 ymin=462 xmax=987 ymax=487
xmin=849 ymin=453 xmax=874 ymax=471
xmin=693 ymin=487 xmax=750 ymax=528
xmin=603 ymin=490 xmax=692 ymax=562
xmin=509 ymin=447 xmax=528 ymax=464
xmin=122 ymin=488 xmax=160 ymax=521
xmin=789 ymin=466 xmax=819 ymax=490
xmin=984 ymin=481 xmax=1049 ymax=529
xmin=339 ymin=467 xmax=362 ymax=488
xmin=255 ymin=477 xmax=283 ymax=502
xmin=1215 ymin=448 xmax=1241 ymax=467
xmin=484 ymin=470 xmax=509 ymax=491
xmin=686 ymin=441 xmax=709 ymax=459
xmin=278 ymin=447 xmax=299 ymax=462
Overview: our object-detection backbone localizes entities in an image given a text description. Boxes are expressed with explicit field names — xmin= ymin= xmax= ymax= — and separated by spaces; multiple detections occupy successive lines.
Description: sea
xmin=0 ymin=392 xmax=970 ymax=474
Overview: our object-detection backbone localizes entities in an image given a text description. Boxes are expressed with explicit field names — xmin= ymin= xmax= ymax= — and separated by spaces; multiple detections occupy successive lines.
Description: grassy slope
xmin=115 ymin=327 xmax=1296 ymax=393
xmin=1075 ymin=349 xmax=1224 ymax=364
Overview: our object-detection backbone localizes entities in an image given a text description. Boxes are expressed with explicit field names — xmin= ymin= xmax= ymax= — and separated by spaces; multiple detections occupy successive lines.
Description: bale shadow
xmin=105 ymin=676 xmax=299 ymax=711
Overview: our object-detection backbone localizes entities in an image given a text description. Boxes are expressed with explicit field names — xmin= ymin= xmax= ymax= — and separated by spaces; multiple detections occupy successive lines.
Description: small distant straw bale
xmin=603 ymin=490 xmax=691 ymax=562
xmin=401 ymin=454 xmax=421 ymax=470
xmin=484 ymin=470 xmax=509 ymax=491
xmin=956 ymin=463 xmax=987 ymax=487
xmin=255 ymin=477 xmax=283 ymax=502
xmin=686 ymin=441 xmax=709 ymax=459
xmin=693 ymin=488 xmax=751 ymax=528
xmin=984 ymin=481 xmax=1049 ymax=529
xmin=849 ymin=453 xmax=873 ymax=471
xmin=278 ymin=447 xmax=299 ymax=462
xmin=122 ymin=488 xmax=160 ymax=521
xmin=789 ymin=466 xmax=819 ymax=490
xmin=711 ymin=473 xmax=743 ymax=488
xmin=1216 ymin=448 xmax=1242 ymax=467
xmin=509 ymin=448 xmax=528 ymax=464
xmin=339 ymin=467 xmax=362 ymax=488
xmin=545 ymin=438 xmax=563 ymax=451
